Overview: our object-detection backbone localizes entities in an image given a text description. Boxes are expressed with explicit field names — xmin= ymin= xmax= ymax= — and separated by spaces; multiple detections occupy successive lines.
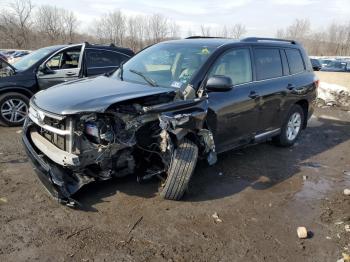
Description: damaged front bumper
xmin=22 ymin=119 xmax=91 ymax=206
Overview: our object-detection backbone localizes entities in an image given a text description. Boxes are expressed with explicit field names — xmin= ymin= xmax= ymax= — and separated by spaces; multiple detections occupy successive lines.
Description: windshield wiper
xmin=129 ymin=69 xmax=158 ymax=87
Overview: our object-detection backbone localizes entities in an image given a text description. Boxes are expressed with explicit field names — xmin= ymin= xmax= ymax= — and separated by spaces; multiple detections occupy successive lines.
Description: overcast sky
xmin=27 ymin=0 xmax=350 ymax=36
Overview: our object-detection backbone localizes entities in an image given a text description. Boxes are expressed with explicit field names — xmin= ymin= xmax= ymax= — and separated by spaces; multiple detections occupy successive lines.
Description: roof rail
xmin=241 ymin=37 xmax=298 ymax=45
xmin=185 ymin=36 xmax=226 ymax=39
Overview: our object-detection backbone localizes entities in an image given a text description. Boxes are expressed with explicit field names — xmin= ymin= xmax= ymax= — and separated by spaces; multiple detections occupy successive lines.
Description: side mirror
xmin=205 ymin=75 xmax=233 ymax=92
xmin=38 ymin=64 xmax=54 ymax=75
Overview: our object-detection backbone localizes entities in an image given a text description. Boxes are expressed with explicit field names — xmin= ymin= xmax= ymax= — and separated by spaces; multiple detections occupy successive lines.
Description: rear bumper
xmin=22 ymin=119 xmax=92 ymax=206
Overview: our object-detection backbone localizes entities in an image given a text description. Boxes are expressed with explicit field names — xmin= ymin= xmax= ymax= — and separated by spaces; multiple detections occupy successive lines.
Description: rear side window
xmin=285 ymin=49 xmax=305 ymax=74
xmin=86 ymin=49 xmax=129 ymax=68
xmin=254 ymin=48 xmax=283 ymax=80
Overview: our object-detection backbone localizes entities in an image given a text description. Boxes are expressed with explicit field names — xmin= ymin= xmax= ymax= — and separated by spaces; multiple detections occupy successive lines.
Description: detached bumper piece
xmin=22 ymin=121 xmax=91 ymax=207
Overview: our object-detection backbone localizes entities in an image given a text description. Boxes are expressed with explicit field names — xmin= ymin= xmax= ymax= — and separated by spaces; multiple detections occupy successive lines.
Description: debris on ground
xmin=345 ymin=225 xmax=350 ymax=232
xmin=218 ymin=172 xmax=223 ymax=176
xmin=66 ymin=226 xmax=93 ymax=240
xmin=212 ymin=212 xmax=223 ymax=223
xmin=338 ymin=253 xmax=350 ymax=262
xmin=344 ymin=189 xmax=350 ymax=196
xmin=303 ymin=175 xmax=308 ymax=181
xmin=128 ymin=216 xmax=143 ymax=235
xmin=0 ymin=197 xmax=7 ymax=203
xmin=15 ymin=130 xmax=22 ymax=134
xmin=297 ymin=227 xmax=308 ymax=239
xmin=344 ymin=171 xmax=350 ymax=176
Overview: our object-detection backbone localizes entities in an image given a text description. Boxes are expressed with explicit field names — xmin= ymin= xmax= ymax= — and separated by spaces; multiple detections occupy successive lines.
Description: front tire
xmin=0 ymin=92 xmax=29 ymax=127
xmin=160 ymin=138 xmax=198 ymax=200
xmin=273 ymin=104 xmax=304 ymax=147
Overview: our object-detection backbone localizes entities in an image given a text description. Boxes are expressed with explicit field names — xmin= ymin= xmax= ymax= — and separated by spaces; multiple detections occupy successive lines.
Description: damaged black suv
xmin=22 ymin=37 xmax=318 ymax=206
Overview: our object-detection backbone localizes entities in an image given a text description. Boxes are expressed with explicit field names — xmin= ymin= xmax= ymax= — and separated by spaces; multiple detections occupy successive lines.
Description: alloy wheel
xmin=286 ymin=112 xmax=301 ymax=141
xmin=1 ymin=98 xmax=28 ymax=124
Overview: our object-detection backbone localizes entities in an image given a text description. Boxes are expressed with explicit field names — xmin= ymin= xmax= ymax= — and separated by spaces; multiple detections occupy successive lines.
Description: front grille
xmin=40 ymin=117 xmax=67 ymax=151
xmin=28 ymin=105 xmax=73 ymax=153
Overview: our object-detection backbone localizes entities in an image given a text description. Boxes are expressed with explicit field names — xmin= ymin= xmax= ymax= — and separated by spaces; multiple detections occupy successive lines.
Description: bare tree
xmin=168 ymin=21 xmax=180 ymax=39
xmin=229 ymin=23 xmax=247 ymax=39
xmin=36 ymin=5 xmax=64 ymax=43
xmin=62 ymin=11 xmax=79 ymax=43
xmin=200 ymin=24 xmax=211 ymax=36
xmin=126 ymin=16 xmax=139 ymax=51
xmin=94 ymin=10 xmax=126 ymax=46
xmin=147 ymin=14 xmax=168 ymax=44
xmin=276 ymin=29 xmax=285 ymax=39
xmin=286 ymin=18 xmax=310 ymax=40
xmin=0 ymin=0 xmax=34 ymax=48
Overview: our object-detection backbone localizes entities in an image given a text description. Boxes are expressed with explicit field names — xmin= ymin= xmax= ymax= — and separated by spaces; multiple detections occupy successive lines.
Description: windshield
xmin=115 ymin=43 xmax=215 ymax=88
xmin=12 ymin=47 xmax=59 ymax=71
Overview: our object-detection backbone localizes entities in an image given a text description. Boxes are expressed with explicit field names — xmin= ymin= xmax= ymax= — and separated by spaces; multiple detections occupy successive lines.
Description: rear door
xmin=37 ymin=45 xmax=83 ymax=89
xmin=85 ymin=48 xmax=131 ymax=77
xmin=251 ymin=47 xmax=290 ymax=134
xmin=206 ymin=48 xmax=260 ymax=152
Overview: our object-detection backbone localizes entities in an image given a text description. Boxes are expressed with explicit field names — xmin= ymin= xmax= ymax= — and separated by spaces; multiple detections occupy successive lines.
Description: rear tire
xmin=0 ymin=92 xmax=29 ymax=127
xmin=273 ymin=104 xmax=304 ymax=147
xmin=160 ymin=138 xmax=198 ymax=200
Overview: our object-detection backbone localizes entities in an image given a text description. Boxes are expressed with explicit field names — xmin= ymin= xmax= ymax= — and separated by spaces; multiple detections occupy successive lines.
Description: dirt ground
xmin=0 ymin=107 xmax=350 ymax=262
xmin=315 ymin=71 xmax=350 ymax=88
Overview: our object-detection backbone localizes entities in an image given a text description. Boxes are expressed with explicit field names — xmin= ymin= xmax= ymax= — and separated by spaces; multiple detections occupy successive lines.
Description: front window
xmin=12 ymin=46 xmax=60 ymax=71
xmin=46 ymin=46 xmax=81 ymax=70
xmin=115 ymin=43 xmax=214 ymax=88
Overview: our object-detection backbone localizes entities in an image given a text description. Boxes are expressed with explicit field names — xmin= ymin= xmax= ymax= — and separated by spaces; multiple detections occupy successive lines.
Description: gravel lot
xmin=0 ymin=107 xmax=349 ymax=262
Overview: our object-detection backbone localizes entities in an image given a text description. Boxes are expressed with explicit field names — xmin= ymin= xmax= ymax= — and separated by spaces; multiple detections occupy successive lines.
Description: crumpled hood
xmin=31 ymin=76 xmax=177 ymax=115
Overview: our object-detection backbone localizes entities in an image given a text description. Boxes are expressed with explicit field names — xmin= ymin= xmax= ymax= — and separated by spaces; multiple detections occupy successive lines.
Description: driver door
xmin=37 ymin=45 xmax=83 ymax=89
xmin=206 ymin=48 xmax=260 ymax=153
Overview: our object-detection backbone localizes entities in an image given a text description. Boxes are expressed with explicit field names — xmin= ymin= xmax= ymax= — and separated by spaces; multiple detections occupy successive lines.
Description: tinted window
xmin=86 ymin=49 xmax=128 ymax=68
xmin=209 ymin=49 xmax=252 ymax=85
xmin=285 ymin=49 xmax=305 ymax=74
xmin=254 ymin=48 xmax=282 ymax=80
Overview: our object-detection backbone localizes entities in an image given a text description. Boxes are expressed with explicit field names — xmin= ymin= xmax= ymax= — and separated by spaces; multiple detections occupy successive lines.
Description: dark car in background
xmin=0 ymin=43 xmax=134 ymax=126
xmin=320 ymin=60 xmax=350 ymax=72
xmin=8 ymin=50 xmax=31 ymax=64
xmin=22 ymin=37 xmax=318 ymax=206
xmin=310 ymin=58 xmax=322 ymax=71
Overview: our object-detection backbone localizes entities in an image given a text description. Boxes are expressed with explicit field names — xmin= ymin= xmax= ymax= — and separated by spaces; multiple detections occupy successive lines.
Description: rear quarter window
xmin=285 ymin=49 xmax=305 ymax=74
xmin=253 ymin=48 xmax=283 ymax=81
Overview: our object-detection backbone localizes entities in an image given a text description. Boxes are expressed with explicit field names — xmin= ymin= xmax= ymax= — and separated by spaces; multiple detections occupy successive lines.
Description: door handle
xmin=287 ymin=84 xmax=295 ymax=90
xmin=65 ymin=72 xmax=76 ymax=76
xmin=248 ymin=91 xmax=260 ymax=99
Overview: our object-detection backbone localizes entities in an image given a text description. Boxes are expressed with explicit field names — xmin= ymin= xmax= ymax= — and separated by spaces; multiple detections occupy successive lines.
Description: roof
xmin=163 ymin=38 xmax=236 ymax=48
xmin=39 ymin=43 xmax=134 ymax=56
xmin=162 ymin=37 xmax=300 ymax=49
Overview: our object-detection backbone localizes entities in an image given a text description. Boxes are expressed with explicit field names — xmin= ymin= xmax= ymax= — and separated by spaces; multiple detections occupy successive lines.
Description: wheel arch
xmin=0 ymin=87 xmax=34 ymax=99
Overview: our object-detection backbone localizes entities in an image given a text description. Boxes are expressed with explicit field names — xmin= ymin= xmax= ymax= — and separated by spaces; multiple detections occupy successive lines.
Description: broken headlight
xmin=84 ymin=120 xmax=114 ymax=144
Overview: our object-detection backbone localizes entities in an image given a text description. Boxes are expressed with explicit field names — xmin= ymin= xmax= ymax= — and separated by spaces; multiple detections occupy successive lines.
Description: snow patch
xmin=317 ymin=82 xmax=350 ymax=108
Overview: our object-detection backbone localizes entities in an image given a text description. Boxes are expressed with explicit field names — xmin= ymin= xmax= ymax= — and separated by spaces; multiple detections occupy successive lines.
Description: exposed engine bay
xmin=24 ymin=90 xmax=216 ymax=207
